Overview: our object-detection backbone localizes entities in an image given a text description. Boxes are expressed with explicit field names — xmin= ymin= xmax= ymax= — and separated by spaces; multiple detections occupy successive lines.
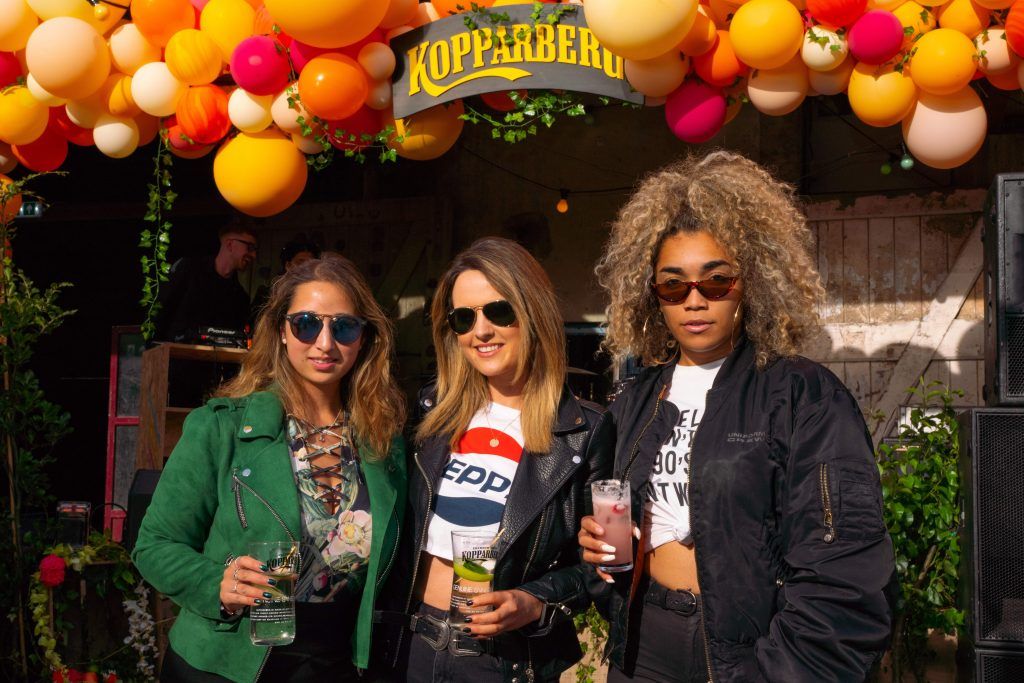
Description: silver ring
xmin=232 ymin=565 xmax=241 ymax=581
xmin=231 ymin=580 xmax=239 ymax=594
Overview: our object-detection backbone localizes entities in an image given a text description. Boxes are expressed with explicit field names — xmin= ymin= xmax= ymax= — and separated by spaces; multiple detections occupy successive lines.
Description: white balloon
xmin=807 ymin=56 xmax=853 ymax=96
xmin=976 ymin=28 xmax=1019 ymax=75
xmin=26 ymin=73 xmax=65 ymax=106
xmin=228 ymin=88 xmax=273 ymax=133
xmin=0 ymin=141 xmax=16 ymax=173
xmin=131 ymin=61 xmax=186 ymax=117
xmin=291 ymin=132 xmax=323 ymax=154
xmin=93 ymin=113 xmax=139 ymax=159
xmin=271 ymin=84 xmax=307 ymax=135
xmin=801 ymin=27 xmax=847 ymax=72
xmin=65 ymin=92 xmax=105 ymax=128
xmin=364 ymin=79 xmax=392 ymax=111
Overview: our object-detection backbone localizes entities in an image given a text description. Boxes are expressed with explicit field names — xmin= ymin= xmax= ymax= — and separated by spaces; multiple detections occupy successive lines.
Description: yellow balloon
xmin=165 ymin=29 xmax=223 ymax=85
xmin=625 ymin=51 xmax=690 ymax=98
xmin=98 ymin=73 xmax=140 ymax=117
xmin=902 ymin=86 xmax=986 ymax=169
xmin=936 ymin=0 xmax=991 ymax=37
xmin=973 ymin=0 xmax=1013 ymax=9
xmin=848 ymin=61 xmax=917 ymax=127
xmin=263 ymin=0 xmax=389 ymax=49
xmin=387 ymin=100 xmax=464 ymax=161
xmin=26 ymin=17 xmax=110 ymax=99
xmin=678 ymin=4 xmax=717 ymax=57
xmin=746 ymin=55 xmax=808 ymax=115
xmin=584 ymin=0 xmax=699 ymax=61
xmin=26 ymin=0 xmax=124 ymax=34
xmin=909 ymin=28 xmax=976 ymax=95
xmin=0 ymin=0 xmax=39 ymax=52
xmin=214 ymin=130 xmax=308 ymax=217
xmin=893 ymin=1 xmax=937 ymax=45
xmin=109 ymin=23 xmax=162 ymax=76
xmin=730 ymin=0 xmax=805 ymax=70
xmin=200 ymin=0 xmax=256 ymax=62
xmin=0 ymin=85 xmax=48 ymax=145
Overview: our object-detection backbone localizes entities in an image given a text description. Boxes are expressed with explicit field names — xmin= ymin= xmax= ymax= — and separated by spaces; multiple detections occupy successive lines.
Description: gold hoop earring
xmin=730 ymin=303 xmax=743 ymax=353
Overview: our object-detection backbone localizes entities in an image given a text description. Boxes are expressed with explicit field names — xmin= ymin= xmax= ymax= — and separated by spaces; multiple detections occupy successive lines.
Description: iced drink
xmin=449 ymin=532 xmax=496 ymax=625
xmin=591 ymin=480 xmax=633 ymax=572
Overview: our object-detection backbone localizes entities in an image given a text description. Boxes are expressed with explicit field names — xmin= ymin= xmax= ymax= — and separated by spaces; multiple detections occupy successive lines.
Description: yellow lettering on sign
xmin=407 ymin=42 xmax=430 ymax=96
xmin=472 ymin=28 xmax=493 ymax=68
xmin=428 ymin=40 xmax=452 ymax=82
xmin=556 ymin=24 xmax=577 ymax=65
xmin=451 ymin=33 xmax=471 ymax=75
xmin=513 ymin=24 xmax=534 ymax=62
xmin=492 ymin=26 xmax=514 ymax=65
xmin=578 ymin=28 xmax=602 ymax=70
xmin=533 ymin=24 xmax=556 ymax=63
xmin=603 ymin=49 xmax=624 ymax=79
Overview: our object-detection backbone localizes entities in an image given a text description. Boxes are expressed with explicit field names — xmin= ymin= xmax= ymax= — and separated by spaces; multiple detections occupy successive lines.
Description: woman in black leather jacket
xmin=376 ymin=237 xmax=613 ymax=682
xmin=579 ymin=152 xmax=896 ymax=683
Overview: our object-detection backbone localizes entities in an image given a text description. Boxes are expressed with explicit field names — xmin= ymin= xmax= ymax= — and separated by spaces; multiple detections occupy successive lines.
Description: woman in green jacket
xmin=133 ymin=254 xmax=407 ymax=682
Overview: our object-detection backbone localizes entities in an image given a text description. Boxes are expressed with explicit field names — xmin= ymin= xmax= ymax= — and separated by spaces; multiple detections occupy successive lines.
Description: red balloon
xmin=52 ymin=107 xmax=94 ymax=146
xmin=1007 ymin=1 xmax=1024 ymax=59
xmin=480 ymin=90 xmax=526 ymax=112
xmin=0 ymin=52 xmax=22 ymax=88
xmin=289 ymin=41 xmax=330 ymax=73
xmin=806 ymin=0 xmax=867 ymax=28
xmin=176 ymin=85 xmax=231 ymax=145
xmin=326 ymin=106 xmax=379 ymax=151
xmin=164 ymin=114 xmax=215 ymax=158
xmin=13 ymin=111 xmax=68 ymax=171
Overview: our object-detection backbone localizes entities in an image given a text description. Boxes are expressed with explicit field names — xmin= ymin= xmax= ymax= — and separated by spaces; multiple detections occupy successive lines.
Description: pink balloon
xmin=231 ymin=36 xmax=292 ymax=97
xmin=847 ymin=10 xmax=903 ymax=65
xmin=289 ymin=41 xmax=330 ymax=73
xmin=0 ymin=52 xmax=21 ymax=88
xmin=190 ymin=0 xmax=210 ymax=10
xmin=665 ymin=80 xmax=726 ymax=143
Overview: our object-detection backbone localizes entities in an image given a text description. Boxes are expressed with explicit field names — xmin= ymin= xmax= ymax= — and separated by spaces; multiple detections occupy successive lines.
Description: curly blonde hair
xmin=596 ymin=151 xmax=824 ymax=370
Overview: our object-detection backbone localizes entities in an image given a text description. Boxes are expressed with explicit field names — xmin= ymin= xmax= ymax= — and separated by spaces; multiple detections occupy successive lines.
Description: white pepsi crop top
xmin=643 ymin=358 xmax=724 ymax=553
xmin=425 ymin=402 xmax=523 ymax=560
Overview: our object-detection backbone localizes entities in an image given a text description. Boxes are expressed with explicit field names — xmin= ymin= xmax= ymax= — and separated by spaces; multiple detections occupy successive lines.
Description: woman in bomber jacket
xmin=375 ymin=237 xmax=613 ymax=683
xmin=578 ymin=152 xmax=896 ymax=683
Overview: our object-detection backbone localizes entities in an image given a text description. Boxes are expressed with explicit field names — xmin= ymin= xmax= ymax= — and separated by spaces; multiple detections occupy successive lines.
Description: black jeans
xmin=393 ymin=602 xmax=508 ymax=683
xmin=607 ymin=578 xmax=710 ymax=683
xmin=160 ymin=601 xmax=359 ymax=682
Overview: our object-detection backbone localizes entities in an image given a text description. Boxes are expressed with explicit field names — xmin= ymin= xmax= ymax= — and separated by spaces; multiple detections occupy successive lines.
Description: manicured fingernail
xmin=466 ymin=599 xmax=474 ymax=606
xmin=259 ymin=564 xmax=268 ymax=571
xmin=605 ymin=577 xmax=615 ymax=584
xmin=263 ymin=592 xmax=272 ymax=599
xmin=601 ymin=554 xmax=616 ymax=562
xmin=462 ymin=627 xmax=472 ymax=633
xmin=601 ymin=544 xmax=616 ymax=553
xmin=464 ymin=616 xmax=473 ymax=623
xmin=254 ymin=599 xmax=263 ymax=605
xmin=267 ymin=578 xmax=277 ymax=586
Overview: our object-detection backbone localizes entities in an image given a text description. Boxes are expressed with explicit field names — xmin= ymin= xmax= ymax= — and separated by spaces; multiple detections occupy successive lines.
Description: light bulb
xmin=880 ymin=162 xmax=892 ymax=176
xmin=900 ymin=154 xmax=914 ymax=171
xmin=556 ymin=198 xmax=569 ymax=213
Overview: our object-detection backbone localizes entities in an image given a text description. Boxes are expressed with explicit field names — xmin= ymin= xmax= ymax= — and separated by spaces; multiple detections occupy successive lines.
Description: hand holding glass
xmin=248 ymin=541 xmax=300 ymax=646
xmin=590 ymin=480 xmax=633 ymax=572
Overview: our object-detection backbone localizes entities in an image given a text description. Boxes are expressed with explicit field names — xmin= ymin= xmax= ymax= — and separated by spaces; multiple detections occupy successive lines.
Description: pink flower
xmin=39 ymin=555 xmax=66 ymax=588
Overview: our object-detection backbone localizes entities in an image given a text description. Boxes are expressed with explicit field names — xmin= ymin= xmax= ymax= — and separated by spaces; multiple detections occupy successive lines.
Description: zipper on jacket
xmin=819 ymin=463 xmax=836 ymax=544
xmin=698 ymin=604 xmax=714 ymax=683
xmin=393 ymin=450 xmax=434 ymax=666
xmin=231 ymin=474 xmax=248 ymax=529
xmin=375 ymin=512 xmax=400 ymax=591
xmin=621 ymin=384 xmax=667 ymax=483
xmin=686 ymin=398 xmax=714 ymax=682
xmin=254 ymin=646 xmax=271 ymax=682
xmin=231 ymin=473 xmax=296 ymax=543
xmin=518 ymin=508 xmax=546 ymax=683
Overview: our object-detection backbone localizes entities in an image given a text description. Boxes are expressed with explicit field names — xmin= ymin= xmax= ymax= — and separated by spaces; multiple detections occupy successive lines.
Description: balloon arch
xmin=0 ymin=0 xmax=1017 ymax=217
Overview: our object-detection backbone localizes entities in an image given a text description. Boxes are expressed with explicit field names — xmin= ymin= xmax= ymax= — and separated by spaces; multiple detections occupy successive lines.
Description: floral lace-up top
xmin=287 ymin=413 xmax=372 ymax=603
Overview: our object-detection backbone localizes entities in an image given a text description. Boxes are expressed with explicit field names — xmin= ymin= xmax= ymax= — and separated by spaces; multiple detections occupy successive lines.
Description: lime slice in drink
xmin=453 ymin=558 xmax=493 ymax=583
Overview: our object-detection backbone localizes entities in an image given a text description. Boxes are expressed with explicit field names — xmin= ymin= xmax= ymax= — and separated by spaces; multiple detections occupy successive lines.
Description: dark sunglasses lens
xmin=654 ymin=282 xmax=689 ymax=302
xmin=447 ymin=308 xmax=476 ymax=334
xmin=697 ymin=278 xmax=735 ymax=299
xmin=290 ymin=313 xmax=323 ymax=342
xmin=482 ymin=300 xmax=516 ymax=327
xmin=330 ymin=316 xmax=364 ymax=344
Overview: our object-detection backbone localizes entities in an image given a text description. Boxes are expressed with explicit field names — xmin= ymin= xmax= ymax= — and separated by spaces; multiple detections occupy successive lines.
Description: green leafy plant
xmin=0 ymin=175 xmax=74 ymax=681
xmin=572 ymin=604 xmax=608 ymax=683
xmin=876 ymin=379 xmax=964 ymax=683
xmin=461 ymin=89 xmax=588 ymax=143
xmin=139 ymin=133 xmax=175 ymax=341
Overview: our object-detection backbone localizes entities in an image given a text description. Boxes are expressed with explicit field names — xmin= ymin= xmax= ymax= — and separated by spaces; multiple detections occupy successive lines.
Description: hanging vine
xmin=138 ymin=132 xmax=175 ymax=341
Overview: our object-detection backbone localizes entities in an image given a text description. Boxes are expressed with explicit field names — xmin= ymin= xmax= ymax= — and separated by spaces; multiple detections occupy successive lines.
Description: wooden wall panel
xmin=868 ymin=218 xmax=896 ymax=323
xmin=842 ymin=218 xmax=870 ymax=323
xmin=819 ymin=220 xmax=844 ymax=322
xmin=893 ymin=217 xmax=921 ymax=320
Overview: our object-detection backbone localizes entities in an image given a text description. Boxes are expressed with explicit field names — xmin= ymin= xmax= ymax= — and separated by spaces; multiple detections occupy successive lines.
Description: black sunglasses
xmin=285 ymin=312 xmax=367 ymax=344
xmin=650 ymin=275 xmax=739 ymax=303
xmin=446 ymin=300 xmax=517 ymax=335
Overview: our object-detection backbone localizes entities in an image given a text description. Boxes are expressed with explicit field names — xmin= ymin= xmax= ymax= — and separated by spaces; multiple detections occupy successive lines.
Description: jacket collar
xmin=236 ymin=390 xmax=286 ymax=440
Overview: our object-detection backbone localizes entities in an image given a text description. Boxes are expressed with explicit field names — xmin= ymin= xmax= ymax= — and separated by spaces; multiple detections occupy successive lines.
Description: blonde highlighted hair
xmin=416 ymin=237 xmax=566 ymax=453
xmin=596 ymin=151 xmax=824 ymax=370
xmin=218 ymin=254 xmax=405 ymax=458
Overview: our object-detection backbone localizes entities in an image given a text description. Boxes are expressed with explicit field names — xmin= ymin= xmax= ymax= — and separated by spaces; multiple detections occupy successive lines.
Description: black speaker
xmin=961 ymin=648 xmax=1024 ymax=683
xmin=959 ymin=409 xmax=1024 ymax=659
xmin=124 ymin=469 xmax=161 ymax=553
xmin=984 ymin=174 xmax=1024 ymax=406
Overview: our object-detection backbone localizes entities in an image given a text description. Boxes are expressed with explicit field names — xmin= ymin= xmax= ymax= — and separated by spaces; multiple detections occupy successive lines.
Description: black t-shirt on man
xmin=153 ymin=256 xmax=251 ymax=342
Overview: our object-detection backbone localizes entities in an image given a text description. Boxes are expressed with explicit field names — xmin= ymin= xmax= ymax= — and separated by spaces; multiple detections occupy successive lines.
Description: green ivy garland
xmin=138 ymin=132 xmax=175 ymax=342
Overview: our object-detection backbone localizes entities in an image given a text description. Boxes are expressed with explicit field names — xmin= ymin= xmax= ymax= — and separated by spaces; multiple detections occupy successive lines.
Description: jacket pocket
xmin=835 ymin=459 xmax=886 ymax=539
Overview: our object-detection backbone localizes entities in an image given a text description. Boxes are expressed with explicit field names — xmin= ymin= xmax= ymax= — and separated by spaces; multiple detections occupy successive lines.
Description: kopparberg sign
xmin=390 ymin=5 xmax=643 ymax=119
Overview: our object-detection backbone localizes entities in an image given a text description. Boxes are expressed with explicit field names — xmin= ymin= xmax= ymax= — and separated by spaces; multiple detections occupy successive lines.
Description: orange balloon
xmin=986 ymin=68 xmax=1020 ymax=89
xmin=130 ymin=0 xmax=196 ymax=47
xmin=693 ymin=31 xmax=749 ymax=87
xmin=298 ymin=53 xmax=368 ymax=121
xmin=679 ymin=4 xmax=718 ymax=56
xmin=386 ymin=100 xmax=464 ymax=161
xmin=136 ymin=113 xmax=159 ymax=145
xmin=0 ymin=174 xmax=22 ymax=223
xmin=432 ymin=0 xmax=495 ymax=15
xmin=175 ymin=85 xmax=231 ymax=145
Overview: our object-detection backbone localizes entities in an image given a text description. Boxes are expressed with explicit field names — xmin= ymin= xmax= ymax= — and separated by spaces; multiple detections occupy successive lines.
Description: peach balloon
xmin=92 ymin=113 xmax=139 ymax=158
xmin=625 ymin=51 xmax=690 ymax=98
xmin=847 ymin=61 xmax=917 ymax=126
xmin=746 ymin=55 xmax=809 ymax=115
xmin=902 ymin=86 xmax=986 ymax=169
xmin=976 ymin=27 xmax=1019 ymax=74
xmin=364 ymin=79 xmax=393 ymax=110
xmin=357 ymin=42 xmax=396 ymax=81
xmin=584 ymin=0 xmax=699 ymax=61
xmin=109 ymin=24 xmax=162 ymax=76
xmin=65 ymin=90 xmax=105 ymax=128
xmin=408 ymin=2 xmax=440 ymax=27
xmin=386 ymin=100 xmax=465 ymax=161
xmin=678 ymin=4 xmax=717 ymax=57
xmin=381 ymin=0 xmax=418 ymax=29
xmin=26 ymin=17 xmax=110 ymax=99
xmin=730 ymin=0 xmax=805 ymax=70
xmin=131 ymin=61 xmax=188 ymax=117
xmin=808 ymin=55 xmax=854 ymax=94
xmin=135 ymin=113 xmax=159 ymax=145
xmin=26 ymin=0 xmax=125 ymax=33
xmin=25 ymin=73 xmax=65 ymax=106
xmin=0 ymin=0 xmax=39 ymax=52
xmin=271 ymin=84 xmax=308 ymax=134
xmin=0 ymin=86 xmax=47 ymax=144
xmin=228 ymin=87 xmax=273 ymax=132
xmin=936 ymin=0 xmax=991 ymax=37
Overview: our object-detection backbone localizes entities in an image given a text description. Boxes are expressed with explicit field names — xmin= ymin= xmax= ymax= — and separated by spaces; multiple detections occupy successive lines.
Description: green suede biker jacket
xmin=133 ymin=391 xmax=406 ymax=682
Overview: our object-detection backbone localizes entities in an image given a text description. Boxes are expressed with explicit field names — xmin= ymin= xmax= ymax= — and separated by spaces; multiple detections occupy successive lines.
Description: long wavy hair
xmin=596 ymin=151 xmax=824 ymax=370
xmin=218 ymin=254 xmax=405 ymax=458
xmin=416 ymin=237 xmax=566 ymax=453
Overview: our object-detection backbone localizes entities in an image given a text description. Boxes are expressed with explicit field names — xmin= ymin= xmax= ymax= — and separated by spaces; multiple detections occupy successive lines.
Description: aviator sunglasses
xmin=650 ymin=275 xmax=740 ymax=303
xmin=284 ymin=312 xmax=367 ymax=345
xmin=446 ymin=300 xmax=517 ymax=335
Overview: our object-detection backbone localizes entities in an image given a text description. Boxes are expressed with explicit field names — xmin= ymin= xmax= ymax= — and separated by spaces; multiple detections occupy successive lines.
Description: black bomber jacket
xmin=375 ymin=385 xmax=614 ymax=682
xmin=597 ymin=338 xmax=897 ymax=682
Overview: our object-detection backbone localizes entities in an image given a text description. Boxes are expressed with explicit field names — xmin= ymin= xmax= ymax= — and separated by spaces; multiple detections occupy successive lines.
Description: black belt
xmin=375 ymin=609 xmax=493 ymax=656
xmin=643 ymin=579 xmax=701 ymax=616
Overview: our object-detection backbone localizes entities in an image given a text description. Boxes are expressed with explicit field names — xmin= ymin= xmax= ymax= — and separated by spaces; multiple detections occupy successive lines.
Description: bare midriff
xmin=416 ymin=552 xmax=456 ymax=610
xmin=645 ymin=541 xmax=701 ymax=593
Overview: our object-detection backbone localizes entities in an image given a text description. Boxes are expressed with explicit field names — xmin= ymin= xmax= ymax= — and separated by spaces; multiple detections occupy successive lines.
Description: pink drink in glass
xmin=591 ymin=480 xmax=633 ymax=572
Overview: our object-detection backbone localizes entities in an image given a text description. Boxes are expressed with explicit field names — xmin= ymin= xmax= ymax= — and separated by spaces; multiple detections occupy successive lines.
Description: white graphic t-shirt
xmin=425 ymin=402 xmax=523 ymax=560
xmin=643 ymin=358 xmax=724 ymax=553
